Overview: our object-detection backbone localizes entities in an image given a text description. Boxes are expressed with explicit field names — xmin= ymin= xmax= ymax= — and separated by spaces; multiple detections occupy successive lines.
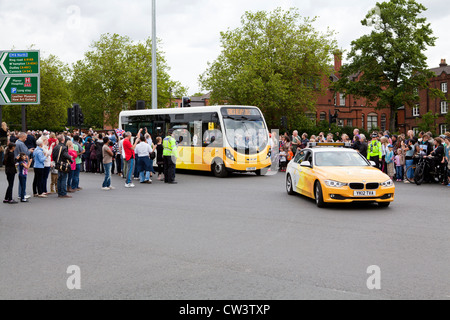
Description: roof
xmin=429 ymin=65 xmax=450 ymax=77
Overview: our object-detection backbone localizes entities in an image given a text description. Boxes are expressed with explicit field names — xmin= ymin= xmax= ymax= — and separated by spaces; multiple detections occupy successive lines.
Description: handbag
xmin=56 ymin=146 xmax=70 ymax=173
xmin=150 ymin=151 xmax=156 ymax=160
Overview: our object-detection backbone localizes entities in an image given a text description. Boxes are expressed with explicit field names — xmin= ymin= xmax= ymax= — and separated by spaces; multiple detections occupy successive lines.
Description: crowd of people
xmin=0 ymin=122 xmax=175 ymax=204
xmin=273 ymin=128 xmax=450 ymax=186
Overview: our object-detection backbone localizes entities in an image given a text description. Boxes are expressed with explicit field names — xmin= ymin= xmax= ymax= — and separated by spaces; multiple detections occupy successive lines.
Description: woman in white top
xmin=40 ymin=136 xmax=53 ymax=194
xmin=134 ymin=135 xmax=156 ymax=184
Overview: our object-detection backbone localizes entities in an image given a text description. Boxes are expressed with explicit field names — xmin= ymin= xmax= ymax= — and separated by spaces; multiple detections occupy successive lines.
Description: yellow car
xmin=285 ymin=144 xmax=395 ymax=207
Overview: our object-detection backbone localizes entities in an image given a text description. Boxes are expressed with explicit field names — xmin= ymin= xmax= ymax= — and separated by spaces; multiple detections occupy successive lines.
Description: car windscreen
xmin=314 ymin=151 xmax=369 ymax=167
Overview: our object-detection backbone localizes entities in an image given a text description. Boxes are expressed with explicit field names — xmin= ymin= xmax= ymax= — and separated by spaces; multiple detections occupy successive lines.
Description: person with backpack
xmin=52 ymin=135 xmax=73 ymax=198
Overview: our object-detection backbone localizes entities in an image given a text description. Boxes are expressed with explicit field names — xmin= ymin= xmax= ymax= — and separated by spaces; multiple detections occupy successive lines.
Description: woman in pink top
xmin=66 ymin=140 xmax=78 ymax=192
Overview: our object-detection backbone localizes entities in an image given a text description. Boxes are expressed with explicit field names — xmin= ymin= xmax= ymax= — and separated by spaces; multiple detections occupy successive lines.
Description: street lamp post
xmin=151 ymin=0 xmax=157 ymax=109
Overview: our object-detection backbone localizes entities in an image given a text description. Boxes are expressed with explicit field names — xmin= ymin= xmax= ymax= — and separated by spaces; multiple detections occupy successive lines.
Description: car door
xmin=299 ymin=151 xmax=315 ymax=198
xmin=291 ymin=150 xmax=307 ymax=193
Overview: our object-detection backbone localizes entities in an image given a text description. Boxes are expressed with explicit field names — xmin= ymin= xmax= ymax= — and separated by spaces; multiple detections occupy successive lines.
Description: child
xmin=394 ymin=149 xmax=403 ymax=182
xmin=279 ymin=147 xmax=288 ymax=172
xmin=18 ymin=152 xmax=32 ymax=202
xmin=50 ymin=161 xmax=58 ymax=194
xmin=385 ymin=144 xmax=395 ymax=180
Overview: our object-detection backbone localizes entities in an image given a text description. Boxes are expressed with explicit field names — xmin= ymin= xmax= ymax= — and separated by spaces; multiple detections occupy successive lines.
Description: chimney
xmin=334 ymin=50 xmax=342 ymax=73
xmin=440 ymin=59 xmax=447 ymax=67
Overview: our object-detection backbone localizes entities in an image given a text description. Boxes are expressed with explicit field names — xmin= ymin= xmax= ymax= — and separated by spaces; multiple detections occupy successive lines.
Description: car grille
xmin=349 ymin=182 xmax=380 ymax=190
xmin=349 ymin=183 xmax=364 ymax=190
xmin=366 ymin=183 xmax=379 ymax=190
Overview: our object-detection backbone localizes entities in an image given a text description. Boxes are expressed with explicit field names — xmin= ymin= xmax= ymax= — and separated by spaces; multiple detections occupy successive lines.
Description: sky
xmin=0 ymin=0 xmax=448 ymax=95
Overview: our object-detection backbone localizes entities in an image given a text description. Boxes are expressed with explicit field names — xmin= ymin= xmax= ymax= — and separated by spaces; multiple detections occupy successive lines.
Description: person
xmin=163 ymin=128 xmax=178 ymax=184
xmin=13 ymin=132 xmax=34 ymax=199
xmin=291 ymin=130 xmax=301 ymax=151
xmin=0 ymin=122 xmax=8 ymax=168
xmin=367 ymin=133 xmax=382 ymax=169
xmin=94 ymin=134 xmax=104 ymax=173
xmin=326 ymin=133 xmax=334 ymax=143
xmin=403 ymin=138 xmax=416 ymax=183
xmin=444 ymin=136 xmax=450 ymax=186
xmin=380 ymin=136 xmax=389 ymax=173
xmin=66 ymin=140 xmax=78 ymax=193
xmin=135 ymin=134 xmax=154 ymax=184
xmin=102 ymin=136 xmax=115 ymax=190
xmin=3 ymin=143 xmax=18 ymax=204
xmin=352 ymin=128 xmax=360 ymax=143
xmin=359 ymin=134 xmax=368 ymax=158
xmin=155 ymin=136 xmax=164 ymax=181
xmin=52 ymin=135 xmax=73 ymax=198
xmin=418 ymin=133 xmax=432 ymax=157
xmin=428 ymin=137 xmax=445 ymax=184
xmin=17 ymin=152 xmax=32 ymax=202
xmin=123 ymin=131 xmax=139 ymax=188
xmin=279 ymin=146 xmax=287 ymax=172
xmin=113 ymin=136 xmax=122 ymax=177
xmin=71 ymin=135 xmax=84 ymax=191
xmin=394 ymin=149 xmax=403 ymax=182
xmin=32 ymin=139 xmax=48 ymax=198
xmin=385 ymin=144 xmax=395 ymax=181
xmin=25 ymin=130 xmax=37 ymax=150
xmin=84 ymin=137 xmax=93 ymax=173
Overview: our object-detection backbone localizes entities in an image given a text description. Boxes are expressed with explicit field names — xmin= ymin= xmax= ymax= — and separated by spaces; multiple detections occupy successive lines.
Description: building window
xmin=440 ymin=124 xmax=448 ymax=135
xmin=320 ymin=112 xmax=326 ymax=122
xmin=361 ymin=114 xmax=365 ymax=130
xmin=413 ymin=127 xmax=419 ymax=136
xmin=441 ymin=82 xmax=448 ymax=93
xmin=381 ymin=114 xmax=387 ymax=131
xmin=441 ymin=101 xmax=448 ymax=114
xmin=347 ymin=119 xmax=353 ymax=128
xmin=339 ymin=93 xmax=346 ymax=106
xmin=367 ymin=113 xmax=378 ymax=132
xmin=337 ymin=119 xmax=344 ymax=128
xmin=306 ymin=112 xmax=316 ymax=124
xmin=413 ymin=105 xmax=420 ymax=117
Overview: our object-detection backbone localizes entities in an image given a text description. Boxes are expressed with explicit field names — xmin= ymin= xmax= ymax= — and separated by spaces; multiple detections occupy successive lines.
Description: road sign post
xmin=0 ymin=50 xmax=40 ymax=130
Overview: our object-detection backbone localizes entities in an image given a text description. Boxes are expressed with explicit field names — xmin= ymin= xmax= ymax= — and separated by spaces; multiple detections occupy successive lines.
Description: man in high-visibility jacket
xmin=367 ymin=133 xmax=382 ymax=169
xmin=163 ymin=128 xmax=178 ymax=184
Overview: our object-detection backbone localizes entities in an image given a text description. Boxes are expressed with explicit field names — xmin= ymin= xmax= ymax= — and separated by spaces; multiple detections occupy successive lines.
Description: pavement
xmin=0 ymin=169 xmax=449 ymax=300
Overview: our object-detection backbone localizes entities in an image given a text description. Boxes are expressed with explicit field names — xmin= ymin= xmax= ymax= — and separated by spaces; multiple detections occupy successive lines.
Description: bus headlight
xmin=225 ymin=149 xmax=235 ymax=161
xmin=266 ymin=150 xmax=271 ymax=159
xmin=324 ymin=180 xmax=348 ymax=188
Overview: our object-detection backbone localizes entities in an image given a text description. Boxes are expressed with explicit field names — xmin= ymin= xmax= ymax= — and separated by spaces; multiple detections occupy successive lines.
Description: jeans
xmin=67 ymin=169 xmax=73 ymax=190
xmin=405 ymin=159 xmax=414 ymax=180
xmin=395 ymin=166 xmax=403 ymax=181
xmin=71 ymin=164 xmax=81 ymax=189
xmin=5 ymin=172 xmax=15 ymax=201
xmin=103 ymin=162 xmax=112 ymax=188
xmin=139 ymin=171 xmax=151 ymax=182
xmin=43 ymin=167 xmax=50 ymax=193
xmin=126 ymin=158 xmax=134 ymax=184
xmin=32 ymin=167 xmax=45 ymax=195
xmin=19 ymin=175 xmax=27 ymax=200
xmin=58 ymin=171 xmax=68 ymax=196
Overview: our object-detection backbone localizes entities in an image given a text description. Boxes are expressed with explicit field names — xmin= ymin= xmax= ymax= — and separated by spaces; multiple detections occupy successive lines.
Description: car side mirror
xmin=301 ymin=161 xmax=312 ymax=168
xmin=370 ymin=161 xmax=376 ymax=167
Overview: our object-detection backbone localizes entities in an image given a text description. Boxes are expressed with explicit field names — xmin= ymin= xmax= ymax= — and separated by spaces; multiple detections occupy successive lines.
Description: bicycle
xmin=405 ymin=156 xmax=446 ymax=185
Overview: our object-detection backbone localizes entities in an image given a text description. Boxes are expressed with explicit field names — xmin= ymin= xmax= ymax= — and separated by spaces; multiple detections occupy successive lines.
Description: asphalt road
xmin=0 ymin=168 xmax=449 ymax=300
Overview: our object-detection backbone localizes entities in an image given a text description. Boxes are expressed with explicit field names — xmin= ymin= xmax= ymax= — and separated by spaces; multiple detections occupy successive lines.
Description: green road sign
xmin=0 ymin=51 xmax=39 ymax=74
xmin=0 ymin=76 xmax=40 ymax=104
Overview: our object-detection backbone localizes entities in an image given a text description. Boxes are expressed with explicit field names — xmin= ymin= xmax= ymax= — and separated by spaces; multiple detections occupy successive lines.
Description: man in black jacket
xmin=52 ymin=135 xmax=73 ymax=198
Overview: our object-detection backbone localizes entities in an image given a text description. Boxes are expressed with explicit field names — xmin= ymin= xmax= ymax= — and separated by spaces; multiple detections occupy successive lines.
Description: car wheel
xmin=212 ymin=159 xmax=228 ymax=178
xmin=286 ymin=174 xmax=295 ymax=195
xmin=315 ymin=181 xmax=325 ymax=208
xmin=378 ymin=202 xmax=390 ymax=208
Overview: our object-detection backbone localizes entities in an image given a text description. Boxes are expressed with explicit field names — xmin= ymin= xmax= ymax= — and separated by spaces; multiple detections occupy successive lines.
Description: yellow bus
xmin=118 ymin=106 xmax=271 ymax=177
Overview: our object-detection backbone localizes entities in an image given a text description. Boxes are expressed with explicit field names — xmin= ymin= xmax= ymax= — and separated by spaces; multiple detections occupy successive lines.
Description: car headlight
xmin=324 ymin=180 xmax=348 ymax=188
xmin=225 ymin=149 xmax=235 ymax=161
xmin=381 ymin=179 xmax=394 ymax=187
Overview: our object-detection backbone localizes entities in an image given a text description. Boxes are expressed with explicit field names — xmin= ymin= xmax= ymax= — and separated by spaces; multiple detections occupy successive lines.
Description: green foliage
xmin=199 ymin=7 xmax=337 ymax=129
xmin=333 ymin=0 xmax=439 ymax=132
xmin=416 ymin=111 xmax=438 ymax=134
xmin=70 ymin=33 xmax=187 ymax=128
xmin=1 ymin=54 xmax=71 ymax=131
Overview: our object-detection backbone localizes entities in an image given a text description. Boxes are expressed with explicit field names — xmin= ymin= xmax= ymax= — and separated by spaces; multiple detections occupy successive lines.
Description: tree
xmin=416 ymin=111 xmax=438 ymax=134
xmin=333 ymin=0 xmax=442 ymax=132
xmin=71 ymin=33 xmax=186 ymax=128
xmin=199 ymin=8 xmax=337 ymax=129
xmin=1 ymin=54 xmax=71 ymax=131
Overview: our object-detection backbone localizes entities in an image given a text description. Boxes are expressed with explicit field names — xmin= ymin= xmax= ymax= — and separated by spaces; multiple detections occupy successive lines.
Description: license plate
xmin=353 ymin=191 xmax=376 ymax=197
xmin=246 ymin=167 xmax=256 ymax=171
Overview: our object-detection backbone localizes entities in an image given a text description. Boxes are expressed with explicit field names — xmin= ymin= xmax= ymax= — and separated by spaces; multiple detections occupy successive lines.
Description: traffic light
xmin=67 ymin=107 xmax=74 ymax=126
xmin=329 ymin=110 xmax=338 ymax=124
xmin=73 ymin=103 xmax=80 ymax=126
xmin=79 ymin=111 xmax=84 ymax=125
xmin=281 ymin=116 xmax=287 ymax=129
xmin=182 ymin=96 xmax=191 ymax=108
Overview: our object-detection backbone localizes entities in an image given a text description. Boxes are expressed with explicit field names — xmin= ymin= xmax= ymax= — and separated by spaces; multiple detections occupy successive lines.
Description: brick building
xmin=312 ymin=53 xmax=392 ymax=133
xmin=397 ymin=59 xmax=449 ymax=135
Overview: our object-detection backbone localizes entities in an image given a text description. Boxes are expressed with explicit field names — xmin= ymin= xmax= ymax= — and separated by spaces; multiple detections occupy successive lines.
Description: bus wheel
xmin=212 ymin=159 xmax=228 ymax=178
